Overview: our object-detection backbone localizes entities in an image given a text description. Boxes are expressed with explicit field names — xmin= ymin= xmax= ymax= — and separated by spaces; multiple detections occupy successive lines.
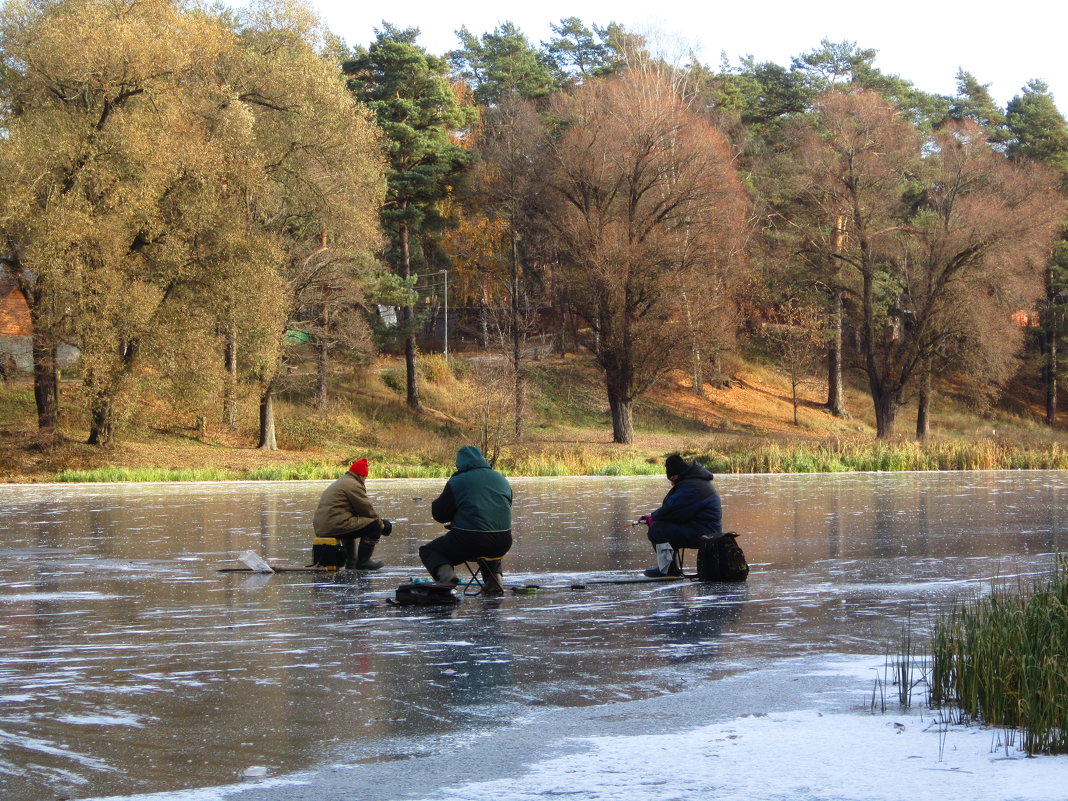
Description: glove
xmin=638 ymin=514 xmax=653 ymax=526
xmin=380 ymin=519 xmax=393 ymax=536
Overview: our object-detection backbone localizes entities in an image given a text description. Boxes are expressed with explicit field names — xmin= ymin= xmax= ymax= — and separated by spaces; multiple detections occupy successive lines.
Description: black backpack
xmin=696 ymin=532 xmax=749 ymax=582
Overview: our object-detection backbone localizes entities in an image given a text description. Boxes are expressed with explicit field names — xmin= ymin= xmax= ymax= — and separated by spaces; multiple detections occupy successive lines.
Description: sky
xmin=307 ymin=0 xmax=1066 ymax=110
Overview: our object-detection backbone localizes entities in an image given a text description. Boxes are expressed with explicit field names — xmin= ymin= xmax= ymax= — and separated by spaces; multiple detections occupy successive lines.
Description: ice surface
xmin=1 ymin=472 xmax=1067 ymax=800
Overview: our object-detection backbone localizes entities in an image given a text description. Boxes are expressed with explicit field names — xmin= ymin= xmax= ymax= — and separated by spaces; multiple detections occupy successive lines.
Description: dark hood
xmin=455 ymin=445 xmax=492 ymax=472
xmin=680 ymin=461 xmax=714 ymax=482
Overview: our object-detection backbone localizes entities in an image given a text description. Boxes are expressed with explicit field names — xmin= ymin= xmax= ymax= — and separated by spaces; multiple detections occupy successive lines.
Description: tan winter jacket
xmin=312 ymin=470 xmax=382 ymax=538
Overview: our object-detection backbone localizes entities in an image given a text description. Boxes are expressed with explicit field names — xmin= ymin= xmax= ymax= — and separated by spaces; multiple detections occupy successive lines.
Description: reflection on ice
xmin=0 ymin=471 xmax=1065 ymax=800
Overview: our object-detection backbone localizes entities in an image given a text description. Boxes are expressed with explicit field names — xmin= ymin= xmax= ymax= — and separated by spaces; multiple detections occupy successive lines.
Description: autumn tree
xmin=1006 ymin=79 xmax=1068 ymax=426
xmin=761 ymin=301 xmax=829 ymax=425
xmin=233 ymin=2 xmax=385 ymax=449
xmin=909 ymin=120 xmax=1060 ymax=436
xmin=345 ymin=25 xmax=475 ymax=412
xmin=465 ymin=92 xmax=548 ymax=437
xmin=0 ymin=0 xmax=383 ymax=448
xmin=791 ymin=91 xmax=1061 ymax=438
xmin=538 ymin=69 xmax=746 ymax=443
xmin=0 ymin=0 xmax=252 ymax=445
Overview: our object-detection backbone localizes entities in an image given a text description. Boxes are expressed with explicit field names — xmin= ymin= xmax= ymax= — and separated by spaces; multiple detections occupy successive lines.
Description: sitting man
xmin=639 ymin=453 xmax=722 ymax=577
xmin=313 ymin=458 xmax=391 ymax=570
xmin=419 ymin=446 xmax=513 ymax=591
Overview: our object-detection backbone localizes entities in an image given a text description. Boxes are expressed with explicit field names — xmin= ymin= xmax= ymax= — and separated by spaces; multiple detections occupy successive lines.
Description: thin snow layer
xmin=82 ymin=707 xmax=1068 ymax=801
xmin=424 ymin=710 xmax=1068 ymax=801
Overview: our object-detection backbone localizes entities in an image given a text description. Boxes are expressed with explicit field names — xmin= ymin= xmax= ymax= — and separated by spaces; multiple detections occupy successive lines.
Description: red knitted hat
xmin=349 ymin=458 xmax=369 ymax=477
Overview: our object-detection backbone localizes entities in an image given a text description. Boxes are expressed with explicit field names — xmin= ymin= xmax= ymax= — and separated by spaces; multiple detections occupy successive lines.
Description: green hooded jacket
xmin=431 ymin=446 xmax=512 ymax=532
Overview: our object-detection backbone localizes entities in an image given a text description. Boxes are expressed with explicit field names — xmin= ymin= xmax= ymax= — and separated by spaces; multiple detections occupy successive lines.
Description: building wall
xmin=0 ymin=273 xmax=79 ymax=372
xmin=0 ymin=275 xmax=32 ymax=371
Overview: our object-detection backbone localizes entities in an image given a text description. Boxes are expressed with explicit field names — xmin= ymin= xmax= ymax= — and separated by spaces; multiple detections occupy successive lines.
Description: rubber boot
xmin=342 ymin=538 xmax=359 ymax=570
xmin=355 ymin=539 xmax=383 ymax=571
xmin=644 ymin=542 xmax=681 ymax=577
xmin=434 ymin=563 xmax=459 ymax=585
xmin=476 ymin=558 xmax=504 ymax=594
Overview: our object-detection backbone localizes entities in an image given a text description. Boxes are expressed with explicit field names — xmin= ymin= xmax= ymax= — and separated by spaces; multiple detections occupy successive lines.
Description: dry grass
xmin=1 ymin=351 xmax=1065 ymax=482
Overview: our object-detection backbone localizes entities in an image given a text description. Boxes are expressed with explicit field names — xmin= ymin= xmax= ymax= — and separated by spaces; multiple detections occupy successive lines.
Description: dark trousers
xmin=339 ymin=521 xmax=380 ymax=545
xmin=646 ymin=521 xmax=708 ymax=550
xmin=419 ymin=529 xmax=512 ymax=575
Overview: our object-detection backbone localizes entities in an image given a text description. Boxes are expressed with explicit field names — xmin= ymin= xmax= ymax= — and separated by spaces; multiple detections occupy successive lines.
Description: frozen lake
xmin=1 ymin=470 xmax=1066 ymax=800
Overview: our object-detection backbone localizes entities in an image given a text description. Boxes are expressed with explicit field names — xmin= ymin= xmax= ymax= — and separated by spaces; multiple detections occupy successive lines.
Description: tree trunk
xmin=916 ymin=359 xmax=931 ymax=440
xmin=223 ymin=331 xmax=238 ymax=430
xmin=511 ymin=233 xmax=524 ymax=438
xmin=1045 ymin=330 xmax=1058 ymax=427
xmin=872 ymin=385 xmax=899 ymax=440
xmin=1042 ymin=298 xmax=1058 ymax=428
xmin=791 ymin=378 xmax=800 ymax=426
xmin=826 ymin=297 xmax=846 ymax=416
xmin=258 ymin=382 xmax=277 ymax=450
xmin=691 ymin=344 xmax=704 ymax=397
xmin=316 ymin=303 xmax=329 ymax=411
xmin=399 ymin=223 xmax=421 ymax=411
xmin=607 ymin=390 xmax=634 ymax=444
xmin=826 ymin=217 xmax=846 ymax=417
xmin=479 ymin=299 xmax=490 ymax=349
xmin=31 ymin=330 xmax=59 ymax=443
xmin=22 ymin=278 xmax=60 ymax=441
xmin=87 ymin=397 xmax=115 ymax=446
xmin=86 ymin=339 xmax=138 ymax=447
xmin=404 ymin=331 xmax=420 ymax=410
xmin=555 ymin=284 xmax=567 ymax=356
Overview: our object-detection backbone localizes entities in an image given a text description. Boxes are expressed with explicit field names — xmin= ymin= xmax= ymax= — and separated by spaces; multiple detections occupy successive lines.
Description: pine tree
xmin=450 ymin=22 xmax=557 ymax=105
xmin=345 ymin=25 xmax=476 ymax=410
xmin=948 ymin=70 xmax=1009 ymax=147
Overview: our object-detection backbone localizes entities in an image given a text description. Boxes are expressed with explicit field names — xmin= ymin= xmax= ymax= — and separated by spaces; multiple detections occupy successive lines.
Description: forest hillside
xmin=1 ymin=348 xmax=1065 ymax=483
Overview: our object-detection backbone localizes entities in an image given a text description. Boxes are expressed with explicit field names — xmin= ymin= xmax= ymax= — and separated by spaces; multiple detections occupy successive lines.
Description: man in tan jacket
xmin=312 ymin=458 xmax=392 ymax=570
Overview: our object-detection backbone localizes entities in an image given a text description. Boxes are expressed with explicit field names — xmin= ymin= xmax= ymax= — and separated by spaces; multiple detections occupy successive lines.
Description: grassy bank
xmin=930 ymin=560 xmax=1068 ymax=755
xmin=694 ymin=439 xmax=1068 ymax=474
xmin=3 ymin=352 xmax=1068 ymax=483
xmin=44 ymin=437 xmax=1068 ymax=483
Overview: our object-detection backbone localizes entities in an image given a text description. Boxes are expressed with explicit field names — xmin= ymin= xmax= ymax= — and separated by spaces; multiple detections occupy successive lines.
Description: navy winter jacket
xmin=651 ymin=461 xmax=722 ymax=536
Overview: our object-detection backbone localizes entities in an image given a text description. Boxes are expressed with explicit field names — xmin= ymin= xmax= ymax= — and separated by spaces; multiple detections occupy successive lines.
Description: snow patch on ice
xmin=423 ymin=708 xmax=1068 ymax=801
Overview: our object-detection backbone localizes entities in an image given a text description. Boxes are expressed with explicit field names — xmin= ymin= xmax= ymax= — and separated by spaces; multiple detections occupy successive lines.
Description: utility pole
xmin=439 ymin=269 xmax=448 ymax=361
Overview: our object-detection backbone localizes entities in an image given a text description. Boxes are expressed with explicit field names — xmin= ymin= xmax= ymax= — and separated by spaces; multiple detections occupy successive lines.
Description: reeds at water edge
xmin=927 ymin=558 xmax=1068 ymax=755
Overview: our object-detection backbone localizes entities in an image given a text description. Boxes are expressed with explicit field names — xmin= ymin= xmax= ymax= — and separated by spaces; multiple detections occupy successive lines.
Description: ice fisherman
xmin=312 ymin=458 xmax=392 ymax=570
xmin=419 ymin=445 xmax=513 ymax=588
xmin=638 ymin=453 xmax=722 ymax=577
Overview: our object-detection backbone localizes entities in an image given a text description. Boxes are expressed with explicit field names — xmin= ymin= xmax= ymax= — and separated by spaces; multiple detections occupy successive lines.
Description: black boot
xmin=355 ymin=539 xmax=383 ymax=570
xmin=342 ymin=538 xmax=358 ymax=570
xmin=478 ymin=558 xmax=505 ymax=594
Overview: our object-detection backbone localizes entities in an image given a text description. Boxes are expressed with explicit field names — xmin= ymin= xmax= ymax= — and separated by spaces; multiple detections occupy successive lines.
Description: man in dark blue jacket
xmin=639 ymin=453 xmax=722 ymax=577
xmin=420 ymin=446 xmax=513 ymax=587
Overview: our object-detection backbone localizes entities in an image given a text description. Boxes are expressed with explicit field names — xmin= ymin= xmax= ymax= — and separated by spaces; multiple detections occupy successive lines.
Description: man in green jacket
xmin=420 ymin=446 xmax=512 ymax=587
xmin=313 ymin=458 xmax=392 ymax=570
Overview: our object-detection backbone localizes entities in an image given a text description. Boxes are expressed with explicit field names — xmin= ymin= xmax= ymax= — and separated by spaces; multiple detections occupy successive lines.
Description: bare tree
xmin=791 ymin=92 xmax=1062 ymax=438
xmin=538 ymin=69 xmax=746 ymax=443
xmin=471 ymin=92 xmax=547 ymax=437
xmin=904 ymin=120 xmax=1062 ymax=437
xmin=762 ymin=301 xmax=829 ymax=425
